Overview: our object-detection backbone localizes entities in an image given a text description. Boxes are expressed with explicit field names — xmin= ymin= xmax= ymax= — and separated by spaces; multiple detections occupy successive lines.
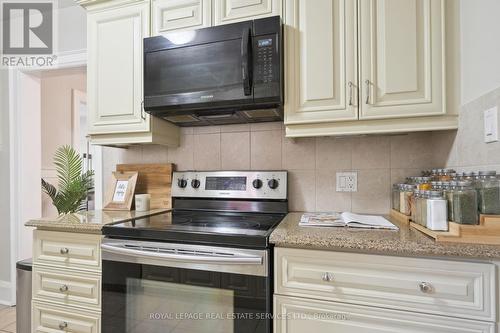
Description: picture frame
xmin=103 ymin=171 xmax=138 ymax=211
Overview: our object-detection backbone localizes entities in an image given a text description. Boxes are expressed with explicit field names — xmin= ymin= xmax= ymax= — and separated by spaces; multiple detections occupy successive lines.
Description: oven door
xmin=143 ymin=21 xmax=254 ymax=115
xmin=101 ymin=239 xmax=271 ymax=333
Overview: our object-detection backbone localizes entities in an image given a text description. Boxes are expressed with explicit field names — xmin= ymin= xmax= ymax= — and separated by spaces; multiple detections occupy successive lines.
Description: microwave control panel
xmin=255 ymin=35 xmax=277 ymax=84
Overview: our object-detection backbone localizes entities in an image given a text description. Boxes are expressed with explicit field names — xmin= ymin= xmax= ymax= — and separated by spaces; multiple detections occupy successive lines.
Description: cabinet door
xmin=152 ymin=0 xmax=211 ymax=35
xmin=87 ymin=1 xmax=150 ymax=135
xmin=359 ymin=0 xmax=445 ymax=120
xmin=274 ymin=296 xmax=495 ymax=333
xmin=284 ymin=0 xmax=358 ymax=125
xmin=214 ymin=0 xmax=281 ymax=25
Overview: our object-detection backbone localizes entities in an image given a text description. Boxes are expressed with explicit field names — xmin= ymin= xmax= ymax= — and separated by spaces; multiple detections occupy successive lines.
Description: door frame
xmin=5 ymin=49 xmax=102 ymax=305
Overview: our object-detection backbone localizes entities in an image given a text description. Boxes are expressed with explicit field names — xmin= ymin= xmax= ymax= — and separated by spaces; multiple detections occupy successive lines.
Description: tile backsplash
xmin=103 ymin=122 xmax=448 ymax=214
xmin=434 ymin=86 xmax=500 ymax=172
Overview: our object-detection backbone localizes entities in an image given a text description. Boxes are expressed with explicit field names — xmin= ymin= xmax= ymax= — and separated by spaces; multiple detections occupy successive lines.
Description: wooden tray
xmin=390 ymin=209 xmax=412 ymax=224
xmin=116 ymin=163 xmax=174 ymax=209
xmin=410 ymin=215 xmax=500 ymax=245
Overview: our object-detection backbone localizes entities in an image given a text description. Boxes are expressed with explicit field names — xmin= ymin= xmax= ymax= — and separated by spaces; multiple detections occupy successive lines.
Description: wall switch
xmin=484 ymin=106 xmax=499 ymax=143
xmin=336 ymin=172 xmax=358 ymax=192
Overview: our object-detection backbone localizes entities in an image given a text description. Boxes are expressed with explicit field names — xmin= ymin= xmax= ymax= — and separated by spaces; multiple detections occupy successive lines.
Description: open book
xmin=299 ymin=212 xmax=398 ymax=230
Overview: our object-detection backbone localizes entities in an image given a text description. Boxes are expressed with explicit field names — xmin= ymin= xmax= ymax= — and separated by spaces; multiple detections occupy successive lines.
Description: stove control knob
xmin=252 ymin=179 xmax=263 ymax=189
xmin=268 ymin=179 xmax=279 ymax=190
xmin=191 ymin=179 xmax=201 ymax=189
xmin=177 ymin=178 xmax=188 ymax=188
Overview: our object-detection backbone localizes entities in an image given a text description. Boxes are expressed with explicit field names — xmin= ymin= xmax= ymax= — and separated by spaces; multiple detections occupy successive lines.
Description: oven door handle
xmin=101 ymin=244 xmax=263 ymax=265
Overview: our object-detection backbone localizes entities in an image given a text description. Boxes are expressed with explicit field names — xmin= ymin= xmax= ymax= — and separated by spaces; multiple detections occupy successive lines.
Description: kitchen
xmin=1 ymin=0 xmax=500 ymax=332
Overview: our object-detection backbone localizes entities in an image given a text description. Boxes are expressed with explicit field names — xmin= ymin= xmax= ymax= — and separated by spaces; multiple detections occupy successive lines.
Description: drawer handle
xmin=321 ymin=272 xmax=333 ymax=282
xmin=60 ymin=248 xmax=69 ymax=255
xmin=419 ymin=282 xmax=434 ymax=294
xmin=59 ymin=321 xmax=68 ymax=330
xmin=59 ymin=285 xmax=69 ymax=292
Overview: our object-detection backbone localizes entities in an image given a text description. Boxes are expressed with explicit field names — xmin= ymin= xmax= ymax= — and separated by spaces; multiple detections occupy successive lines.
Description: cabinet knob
xmin=59 ymin=321 xmax=68 ymax=330
xmin=59 ymin=285 xmax=69 ymax=293
xmin=321 ymin=272 xmax=333 ymax=282
xmin=60 ymin=248 xmax=69 ymax=255
xmin=419 ymin=282 xmax=433 ymax=294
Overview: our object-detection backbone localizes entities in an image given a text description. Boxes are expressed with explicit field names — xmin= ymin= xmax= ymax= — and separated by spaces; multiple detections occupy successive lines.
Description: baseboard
xmin=0 ymin=280 xmax=14 ymax=306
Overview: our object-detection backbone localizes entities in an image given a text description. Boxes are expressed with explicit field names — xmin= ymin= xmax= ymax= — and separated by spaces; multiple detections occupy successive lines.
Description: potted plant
xmin=41 ymin=145 xmax=95 ymax=215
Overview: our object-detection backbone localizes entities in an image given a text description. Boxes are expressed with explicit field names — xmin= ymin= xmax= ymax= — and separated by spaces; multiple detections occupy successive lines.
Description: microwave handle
xmin=241 ymin=27 xmax=252 ymax=96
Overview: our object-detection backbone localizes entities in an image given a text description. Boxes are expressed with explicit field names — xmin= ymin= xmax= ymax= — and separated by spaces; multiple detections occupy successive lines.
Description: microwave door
xmin=144 ymin=28 xmax=254 ymax=111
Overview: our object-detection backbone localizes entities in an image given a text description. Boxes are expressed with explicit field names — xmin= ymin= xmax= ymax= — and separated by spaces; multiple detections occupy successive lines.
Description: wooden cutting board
xmin=116 ymin=163 xmax=174 ymax=209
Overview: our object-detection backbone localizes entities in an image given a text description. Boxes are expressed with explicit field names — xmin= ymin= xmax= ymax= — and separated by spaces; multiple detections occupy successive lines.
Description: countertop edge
xmin=270 ymin=212 xmax=500 ymax=261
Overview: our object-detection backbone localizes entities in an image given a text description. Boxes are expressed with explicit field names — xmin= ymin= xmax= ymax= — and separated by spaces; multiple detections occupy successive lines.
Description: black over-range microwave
xmin=143 ymin=16 xmax=283 ymax=126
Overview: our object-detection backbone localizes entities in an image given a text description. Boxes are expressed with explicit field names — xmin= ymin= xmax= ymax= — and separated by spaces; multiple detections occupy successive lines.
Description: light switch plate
xmin=484 ymin=106 xmax=498 ymax=143
xmin=336 ymin=172 xmax=358 ymax=192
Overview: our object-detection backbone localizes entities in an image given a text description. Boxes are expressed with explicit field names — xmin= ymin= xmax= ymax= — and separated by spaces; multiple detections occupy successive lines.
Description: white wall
xmin=57 ymin=0 xmax=87 ymax=53
xmin=0 ymin=0 xmax=87 ymax=305
xmin=0 ymin=69 xmax=12 ymax=303
xmin=460 ymin=0 xmax=500 ymax=104
xmin=41 ymin=68 xmax=87 ymax=217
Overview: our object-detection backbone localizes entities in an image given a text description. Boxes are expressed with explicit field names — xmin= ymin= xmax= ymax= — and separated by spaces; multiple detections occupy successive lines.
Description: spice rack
xmin=410 ymin=215 xmax=500 ymax=245
xmin=390 ymin=209 xmax=412 ymax=225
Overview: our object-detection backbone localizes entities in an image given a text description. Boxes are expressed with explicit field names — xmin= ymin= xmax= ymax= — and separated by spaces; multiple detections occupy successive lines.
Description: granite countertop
xmin=270 ymin=212 xmax=500 ymax=260
xmin=25 ymin=209 xmax=170 ymax=233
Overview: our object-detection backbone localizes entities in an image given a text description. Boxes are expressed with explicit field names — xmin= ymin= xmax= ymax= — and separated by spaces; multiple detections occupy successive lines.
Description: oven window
xmin=103 ymin=261 xmax=270 ymax=333
xmin=145 ymin=39 xmax=242 ymax=97
xmin=127 ymin=279 xmax=235 ymax=333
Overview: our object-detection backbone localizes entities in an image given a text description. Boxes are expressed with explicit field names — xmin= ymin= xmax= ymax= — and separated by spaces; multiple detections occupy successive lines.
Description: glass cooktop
xmin=102 ymin=211 xmax=286 ymax=248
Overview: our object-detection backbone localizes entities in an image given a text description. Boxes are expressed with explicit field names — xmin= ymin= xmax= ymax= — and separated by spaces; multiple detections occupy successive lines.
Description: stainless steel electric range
xmin=101 ymin=171 xmax=288 ymax=333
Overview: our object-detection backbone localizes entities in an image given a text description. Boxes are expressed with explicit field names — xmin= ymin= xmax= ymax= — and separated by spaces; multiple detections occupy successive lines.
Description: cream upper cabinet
xmin=359 ymin=0 xmax=445 ymax=119
xmin=284 ymin=0 xmax=459 ymax=137
xmin=284 ymin=0 xmax=358 ymax=125
xmin=88 ymin=1 xmax=150 ymax=135
xmin=214 ymin=0 xmax=281 ymax=25
xmin=83 ymin=0 xmax=179 ymax=146
xmin=152 ymin=0 xmax=211 ymax=35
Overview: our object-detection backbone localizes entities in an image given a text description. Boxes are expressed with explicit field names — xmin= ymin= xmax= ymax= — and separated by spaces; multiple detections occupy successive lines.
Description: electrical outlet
xmin=484 ymin=106 xmax=499 ymax=143
xmin=336 ymin=172 xmax=358 ymax=192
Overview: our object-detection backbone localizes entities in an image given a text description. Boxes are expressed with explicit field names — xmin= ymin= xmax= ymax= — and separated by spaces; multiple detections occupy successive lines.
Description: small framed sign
xmin=104 ymin=171 xmax=138 ymax=211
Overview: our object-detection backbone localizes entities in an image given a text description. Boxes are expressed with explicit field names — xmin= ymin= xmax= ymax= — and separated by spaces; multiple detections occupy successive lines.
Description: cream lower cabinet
xmin=32 ymin=230 xmax=102 ymax=333
xmin=284 ymin=0 xmax=460 ymax=137
xmin=83 ymin=0 xmax=179 ymax=147
xmin=275 ymin=296 xmax=495 ymax=333
xmin=274 ymin=248 xmax=497 ymax=333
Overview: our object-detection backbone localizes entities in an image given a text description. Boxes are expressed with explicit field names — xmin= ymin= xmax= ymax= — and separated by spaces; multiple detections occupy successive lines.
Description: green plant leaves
xmin=41 ymin=145 xmax=95 ymax=215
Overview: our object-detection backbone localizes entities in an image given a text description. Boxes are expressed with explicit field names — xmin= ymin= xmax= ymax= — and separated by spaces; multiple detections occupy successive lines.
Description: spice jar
xmin=453 ymin=181 xmax=478 ymax=225
xmin=443 ymin=181 xmax=455 ymax=222
xmin=411 ymin=189 xmax=419 ymax=222
xmin=462 ymin=172 xmax=476 ymax=182
xmin=421 ymin=191 xmax=430 ymax=226
xmin=399 ymin=185 xmax=414 ymax=216
xmin=392 ymin=184 xmax=401 ymax=211
xmin=426 ymin=191 xmax=448 ymax=231
xmin=477 ymin=171 xmax=500 ymax=215
xmin=419 ymin=177 xmax=432 ymax=191
xmin=439 ymin=169 xmax=456 ymax=182
xmin=430 ymin=169 xmax=440 ymax=181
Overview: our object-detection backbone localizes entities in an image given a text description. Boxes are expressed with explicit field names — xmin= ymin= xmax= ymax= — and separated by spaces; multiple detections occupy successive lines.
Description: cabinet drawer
xmin=32 ymin=301 xmax=100 ymax=333
xmin=275 ymin=248 xmax=496 ymax=321
xmin=34 ymin=230 xmax=101 ymax=272
xmin=33 ymin=266 xmax=101 ymax=311
xmin=274 ymin=295 xmax=495 ymax=333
